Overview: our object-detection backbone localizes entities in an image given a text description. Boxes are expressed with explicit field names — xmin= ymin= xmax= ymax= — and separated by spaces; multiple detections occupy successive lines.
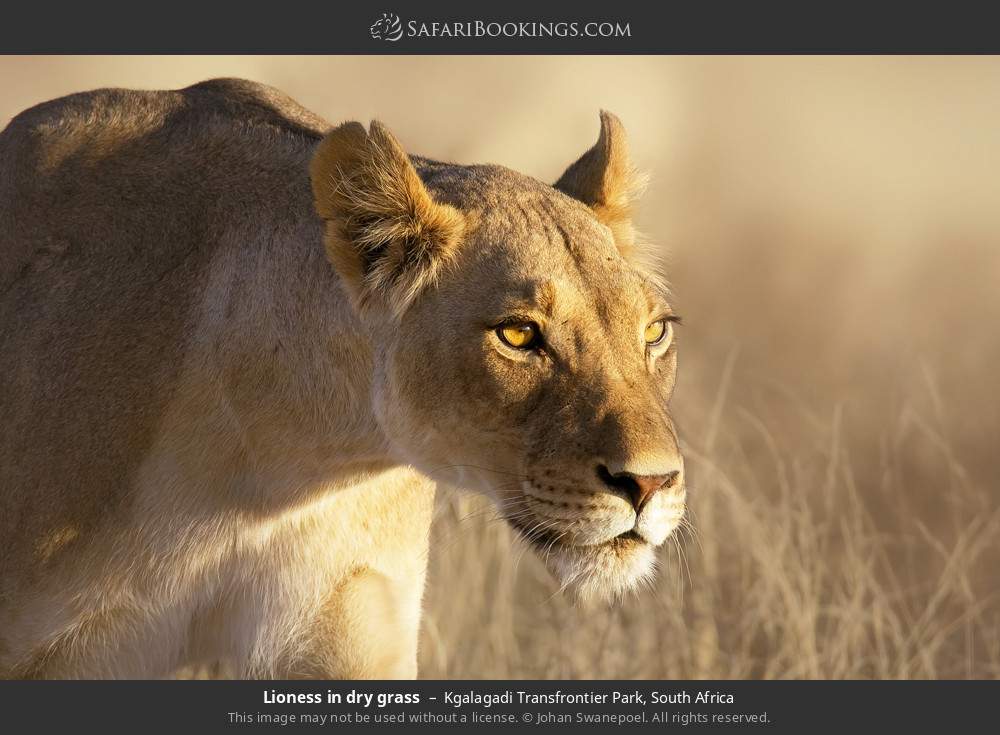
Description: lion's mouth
xmin=597 ymin=528 xmax=648 ymax=552
xmin=616 ymin=529 xmax=644 ymax=543
xmin=509 ymin=516 xmax=648 ymax=552
xmin=507 ymin=513 xmax=660 ymax=601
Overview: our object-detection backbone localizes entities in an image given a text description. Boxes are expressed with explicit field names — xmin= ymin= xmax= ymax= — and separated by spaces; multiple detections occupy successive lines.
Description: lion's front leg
xmin=264 ymin=468 xmax=436 ymax=680
xmin=274 ymin=566 xmax=426 ymax=679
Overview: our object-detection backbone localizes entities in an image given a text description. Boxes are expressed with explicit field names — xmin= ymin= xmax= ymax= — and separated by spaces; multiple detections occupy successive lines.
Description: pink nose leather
xmin=625 ymin=473 xmax=674 ymax=512
xmin=598 ymin=466 xmax=680 ymax=513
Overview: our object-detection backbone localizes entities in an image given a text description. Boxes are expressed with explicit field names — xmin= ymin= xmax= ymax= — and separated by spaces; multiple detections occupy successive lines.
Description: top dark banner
xmin=1 ymin=0 xmax=998 ymax=53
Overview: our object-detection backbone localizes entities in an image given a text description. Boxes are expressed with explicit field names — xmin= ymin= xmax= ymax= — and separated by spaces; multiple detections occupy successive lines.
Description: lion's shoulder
xmin=0 ymin=78 xmax=328 ymax=294
xmin=0 ymin=78 xmax=327 ymax=191
xmin=2 ymin=77 xmax=327 ymax=155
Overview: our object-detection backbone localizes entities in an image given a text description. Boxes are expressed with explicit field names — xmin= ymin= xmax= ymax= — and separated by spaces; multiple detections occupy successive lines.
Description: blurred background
xmin=2 ymin=56 xmax=997 ymax=678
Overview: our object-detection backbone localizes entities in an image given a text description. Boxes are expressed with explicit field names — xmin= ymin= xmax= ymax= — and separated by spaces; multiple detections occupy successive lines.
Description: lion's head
xmin=310 ymin=114 xmax=685 ymax=600
xmin=369 ymin=14 xmax=403 ymax=41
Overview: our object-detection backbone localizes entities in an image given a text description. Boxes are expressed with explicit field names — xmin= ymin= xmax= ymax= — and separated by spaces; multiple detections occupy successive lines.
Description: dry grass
xmin=3 ymin=55 xmax=997 ymax=679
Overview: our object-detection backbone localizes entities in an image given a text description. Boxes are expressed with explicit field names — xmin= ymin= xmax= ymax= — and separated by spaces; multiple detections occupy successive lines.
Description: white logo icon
xmin=370 ymin=13 xmax=403 ymax=42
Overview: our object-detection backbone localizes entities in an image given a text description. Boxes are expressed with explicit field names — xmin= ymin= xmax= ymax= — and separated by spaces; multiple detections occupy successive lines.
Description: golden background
xmin=3 ymin=56 xmax=998 ymax=678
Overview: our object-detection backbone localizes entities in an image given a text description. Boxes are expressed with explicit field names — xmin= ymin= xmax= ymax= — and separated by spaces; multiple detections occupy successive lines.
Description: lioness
xmin=0 ymin=79 xmax=685 ymax=679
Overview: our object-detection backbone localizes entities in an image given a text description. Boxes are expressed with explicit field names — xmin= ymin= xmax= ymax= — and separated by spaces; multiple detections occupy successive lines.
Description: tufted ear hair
xmin=310 ymin=120 xmax=466 ymax=318
xmin=554 ymin=111 xmax=647 ymax=260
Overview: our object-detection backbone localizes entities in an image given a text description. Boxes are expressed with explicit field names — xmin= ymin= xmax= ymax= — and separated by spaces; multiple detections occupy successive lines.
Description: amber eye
xmin=644 ymin=319 xmax=669 ymax=346
xmin=497 ymin=323 xmax=539 ymax=349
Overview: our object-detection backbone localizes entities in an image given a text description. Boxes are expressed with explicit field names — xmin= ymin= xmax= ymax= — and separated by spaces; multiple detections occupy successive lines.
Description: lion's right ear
xmin=554 ymin=111 xmax=646 ymax=260
xmin=310 ymin=121 xmax=465 ymax=317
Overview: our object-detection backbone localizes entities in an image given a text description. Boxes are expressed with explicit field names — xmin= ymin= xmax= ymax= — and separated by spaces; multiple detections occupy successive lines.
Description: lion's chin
xmin=544 ymin=533 xmax=657 ymax=603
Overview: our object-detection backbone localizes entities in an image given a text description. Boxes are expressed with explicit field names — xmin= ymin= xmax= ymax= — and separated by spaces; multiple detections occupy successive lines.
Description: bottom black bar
xmin=0 ymin=680 xmax=996 ymax=733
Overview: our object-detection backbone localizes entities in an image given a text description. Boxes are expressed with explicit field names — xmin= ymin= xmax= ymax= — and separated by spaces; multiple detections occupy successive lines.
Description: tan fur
xmin=0 ymin=79 xmax=685 ymax=679
xmin=310 ymin=121 xmax=465 ymax=317
xmin=554 ymin=110 xmax=647 ymax=258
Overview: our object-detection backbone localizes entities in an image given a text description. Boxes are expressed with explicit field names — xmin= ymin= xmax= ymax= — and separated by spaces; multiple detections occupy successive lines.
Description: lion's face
xmin=311 ymin=114 xmax=684 ymax=600
xmin=369 ymin=13 xmax=402 ymax=42
xmin=369 ymin=17 xmax=388 ymax=38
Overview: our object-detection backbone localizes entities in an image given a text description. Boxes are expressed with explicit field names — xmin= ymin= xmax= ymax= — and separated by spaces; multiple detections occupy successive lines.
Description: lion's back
xmin=0 ymin=79 xmax=328 ymax=588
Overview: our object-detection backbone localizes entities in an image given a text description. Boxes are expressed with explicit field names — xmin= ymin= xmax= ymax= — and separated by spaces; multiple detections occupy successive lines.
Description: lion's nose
xmin=597 ymin=465 xmax=680 ymax=513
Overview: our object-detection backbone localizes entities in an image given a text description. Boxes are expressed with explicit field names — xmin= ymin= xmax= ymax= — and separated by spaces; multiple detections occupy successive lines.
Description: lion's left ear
xmin=554 ymin=111 xmax=647 ymax=259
